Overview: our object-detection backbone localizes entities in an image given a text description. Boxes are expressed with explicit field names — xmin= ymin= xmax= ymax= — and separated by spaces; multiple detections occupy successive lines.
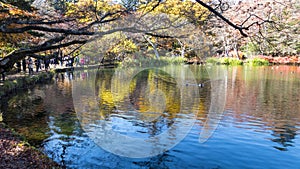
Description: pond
xmin=1 ymin=65 xmax=300 ymax=169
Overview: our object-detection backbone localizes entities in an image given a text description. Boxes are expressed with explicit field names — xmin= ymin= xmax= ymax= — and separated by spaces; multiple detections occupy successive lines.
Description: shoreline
xmin=0 ymin=64 xmax=116 ymax=168
xmin=0 ymin=122 xmax=61 ymax=169
xmin=0 ymin=70 xmax=61 ymax=168
xmin=0 ymin=71 xmax=54 ymax=99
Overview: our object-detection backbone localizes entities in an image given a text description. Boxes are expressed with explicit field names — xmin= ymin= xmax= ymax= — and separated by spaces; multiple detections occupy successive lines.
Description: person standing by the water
xmin=74 ymin=56 xmax=79 ymax=67
xmin=70 ymin=57 xmax=74 ymax=67
xmin=22 ymin=59 xmax=26 ymax=73
xmin=44 ymin=59 xmax=50 ymax=71
xmin=80 ymin=58 xmax=85 ymax=66
xmin=35 ymin=59 xmax=41 ymax=72
xmin=16 ymin=62 xmax=21 ymax=73
xmin=28 ymin=57 xmax=34 ymax=75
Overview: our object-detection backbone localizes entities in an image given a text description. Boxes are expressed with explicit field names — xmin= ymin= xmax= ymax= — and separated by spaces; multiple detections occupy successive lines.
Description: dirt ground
xmin=0 ymin=123 xmax=61 ymax=169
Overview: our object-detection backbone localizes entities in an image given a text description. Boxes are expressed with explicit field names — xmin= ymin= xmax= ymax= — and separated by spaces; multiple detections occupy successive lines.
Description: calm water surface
xmin=1 ymin=65 xmax=300 ymax=169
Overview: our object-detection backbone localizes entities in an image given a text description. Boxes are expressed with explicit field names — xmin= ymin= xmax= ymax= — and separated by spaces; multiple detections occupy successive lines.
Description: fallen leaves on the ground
xmin=0 ymin=123 xmax=61 ymax=169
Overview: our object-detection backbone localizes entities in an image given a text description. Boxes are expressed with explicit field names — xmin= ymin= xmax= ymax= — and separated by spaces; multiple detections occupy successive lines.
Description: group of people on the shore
xmin=15 ymin=56 xmax=79 ymax=75
xmin=0 ymin=56 xmax=88 ymax=81
xmin=16 ymin=57 xmax=50 ymax=75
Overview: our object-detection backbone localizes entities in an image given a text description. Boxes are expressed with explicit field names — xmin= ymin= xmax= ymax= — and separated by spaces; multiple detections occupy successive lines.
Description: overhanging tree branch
xmin=195 ymin=0 xmax=249 ymax=37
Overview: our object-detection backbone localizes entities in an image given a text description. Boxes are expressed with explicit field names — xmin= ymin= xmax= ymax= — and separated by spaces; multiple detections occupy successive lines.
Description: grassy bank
xmin=118 ymin=56 xmax=271 ymax=67
xmin=119 ymin=57 xmax=187 ymax=68
xmin=0 ymin=71 xmax=54 ymax=99
xmin=206 ymin=57 xmax=270 ymax=66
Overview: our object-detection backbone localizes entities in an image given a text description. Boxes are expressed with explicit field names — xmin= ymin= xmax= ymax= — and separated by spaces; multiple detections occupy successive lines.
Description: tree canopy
xmin=0 ymin=0 xmax=299 ymax=73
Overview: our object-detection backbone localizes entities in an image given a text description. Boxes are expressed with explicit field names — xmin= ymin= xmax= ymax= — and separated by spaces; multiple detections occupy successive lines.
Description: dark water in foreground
xmin=1 ymin=65 xmax=300 ymax=169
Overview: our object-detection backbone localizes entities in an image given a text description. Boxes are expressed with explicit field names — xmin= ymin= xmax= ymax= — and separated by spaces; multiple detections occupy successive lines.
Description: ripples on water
xmin=1 ymin=65 xmax=300 ymax=168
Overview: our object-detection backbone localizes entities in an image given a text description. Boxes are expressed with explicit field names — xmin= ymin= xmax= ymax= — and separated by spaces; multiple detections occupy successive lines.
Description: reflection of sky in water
xmin=43 ymin=113 xmax=300 ymax=169
xmin=110 ymin=115 xmax=169 ymax=138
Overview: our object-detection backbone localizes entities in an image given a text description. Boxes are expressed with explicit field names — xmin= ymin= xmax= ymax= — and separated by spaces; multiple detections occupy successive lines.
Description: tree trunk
xmin=176 ymin=38 xmax=185 ymax=58
xmin=0 ymin=52 xmax=26 ymax=74
xmin=144 ymin=35 xmax=160 ymax=59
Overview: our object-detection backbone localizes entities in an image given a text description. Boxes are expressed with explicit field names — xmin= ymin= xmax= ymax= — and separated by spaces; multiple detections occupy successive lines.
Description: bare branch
xmin=145 ymin=32 xmax=181 ymax=38
xmin=195 ymin=0 xmax=248 ymax=37
xmin=0 ymin=25 xmax=95 ymax=35
xmin=8 ymin=18 xmax=76 ymax=25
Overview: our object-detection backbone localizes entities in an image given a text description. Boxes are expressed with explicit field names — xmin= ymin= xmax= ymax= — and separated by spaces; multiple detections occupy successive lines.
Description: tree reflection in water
xmin=271 ymin=125 xmax=297 ymax=151
xmin=225 ymin=66 xmax=300 ymax=151
xmin=95 ymin=68 xmax=181 ymax=137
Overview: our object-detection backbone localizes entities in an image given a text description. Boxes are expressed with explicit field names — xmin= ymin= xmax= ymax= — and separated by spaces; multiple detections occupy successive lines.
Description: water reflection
xmin=271 ymin=125 xmax=297 ymax=151
xmin=226 ymin=66 xmax=300 ymax=151
xmin=95 ymin=68 xmax=181 ymax=137
xmin=73 ymin=66 xmax=201 ymax=157
xmin=0 ymin=65 xmax=300 ymax=168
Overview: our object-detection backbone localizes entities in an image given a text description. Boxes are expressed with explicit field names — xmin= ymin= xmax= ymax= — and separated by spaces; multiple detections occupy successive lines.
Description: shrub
xmin=220 ymin=57 xmax=243 ymax=65
xmin=120 ymin=56 xmax=187 ymax=68
xmin=205 ymin=57 xmax=243 ymax=65
xmin=206 ymin=57 xmax=219 ymax=65
xmin=245 ymin=58 xmax=269 ymax=66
